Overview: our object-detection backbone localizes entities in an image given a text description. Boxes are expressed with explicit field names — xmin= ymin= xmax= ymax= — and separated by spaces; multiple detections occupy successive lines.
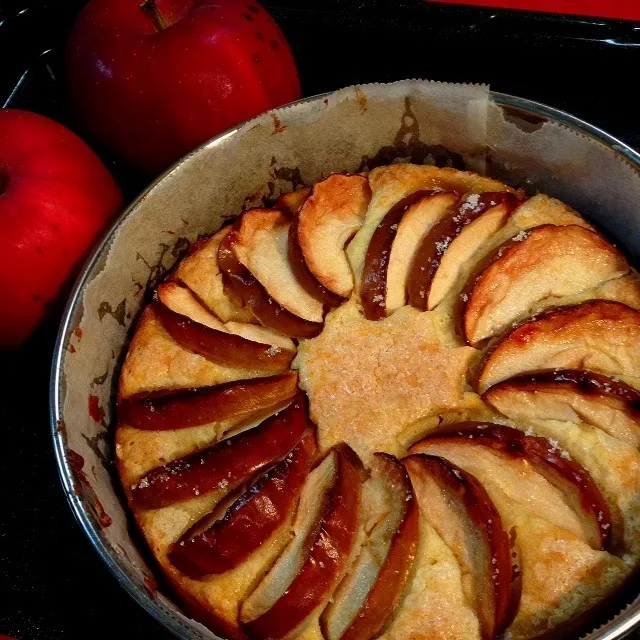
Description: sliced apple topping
xmin=288 ymin=213 xmax=344 ymax=308
xmin=412 ymin=422 xmax=613 ymax=551
xmin=478 ymin=300 xmax=640 ymax=393
xmin=218 ymin=226 xmax=323 ymax=339
xmin=168 ymin=428 xmax=317 ymax=577
xmin=360 ymin=190 xmax=458 ymax=320
xmin=242 ymin=445 xmax=363 ymax=640
xmin=153 ymin=300 xmax=295 ymax=372
xmin=128 ymin=391 xmax=309 ymax=509
xmin=291 ymin=174 xmax=371 ymax=300
xmin=232 ymin=208 xmax=324 ymax=323
xmin=119 ymin=372 xmax=297 ymax=433
xmin=484 ymin=370 xmax=640 ymax=449
xmin=463 ymin=225 xmax=629 ymax=345
xmin=321 ymin=453 xmax=418 ymax=640
xmin=407 ymin=192 xmax=520 ymax=311
xmin=403 ymin=454 xmax=516 ymax=639
xmin=170 ymin=226 xmax=255 ymax=324
xmin=240 ymin=451 xmax=338 ymax=625
xmin=276 ymin=186 xmax=312 ymax=217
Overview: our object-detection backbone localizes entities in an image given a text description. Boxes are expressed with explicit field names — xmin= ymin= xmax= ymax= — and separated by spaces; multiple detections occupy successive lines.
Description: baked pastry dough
xmin=116 ymin=165 xmax=640 ymax=640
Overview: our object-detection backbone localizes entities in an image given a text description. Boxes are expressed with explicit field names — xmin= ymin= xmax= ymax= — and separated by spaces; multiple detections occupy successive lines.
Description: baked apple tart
xmin=116 ymin=164 xmax=640 ymax=640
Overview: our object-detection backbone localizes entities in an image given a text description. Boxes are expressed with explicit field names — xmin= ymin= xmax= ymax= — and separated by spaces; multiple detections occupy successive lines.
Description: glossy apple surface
xmin=407 ymin=192 xmax=519 ymax=310
xmin=360 ymin=189 xmax=454 ymax=320
xmin=130 ymin=391 xmax=309 ymax=509
xmin=118 ymin=371 xmax=297 ymax=431
xmin=243 ymin=445 xmax=363 ymax=639
xmin=462 ymin=224 xmax=628 ymax=345
xmin=403 ymin=453 xmax=516 ymax=639
xmin=0 ymin=109 xmax=122 ymax=349
xmin=169 ymin=428 xmax=317 ymax=577
xmin=218 ymin=228 xmax=323 ymax=338
xmin=478 ymin=300 xmax=640 ymax=393
xmin=416 ymin=422 xmax=612 ymax=550
xmin=322 ymin=453 xmax=419 ymax=640
xmin=483 ymin=369 xmax=640 ymax=447
xmin=67 ymin=0 xmax=300 ymax=174
xmin=153 ymin=299 xmax=296 ymax=370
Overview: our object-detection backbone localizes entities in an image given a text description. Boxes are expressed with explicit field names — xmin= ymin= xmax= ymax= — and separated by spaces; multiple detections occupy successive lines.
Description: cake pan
xmin=50 ymin=86 xmax=640 ymax=640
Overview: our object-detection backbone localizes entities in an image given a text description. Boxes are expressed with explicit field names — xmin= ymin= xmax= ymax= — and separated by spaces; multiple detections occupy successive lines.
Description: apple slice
xmin=158 ymin=281 xmax=296 ymax=352
xmin=360 ymin=190 xmax=458 ymax=320
xmin=276 ymin=186 xmax=312 ymax=217
xmin=223 ymin=322 xmax=295 ymax=351
xmin=412 ymin=422 xmax=612 ymax=551
xmin=240 ymin=451 xmax=338 ymax=624
xmin=484 ymin=370 xmax=640 ymax=449
xmin=407 ymin=192 xmax=520 ymax=310
xmin=293 ymin=174 xmax=371 ymax=298
xmin=168 ymin=428 xmax=317 ymax=577
xmin=321 ymin=453 xmax=419 ymax=640
xmin=218 ymin=227 xmax=323 ymax=339
xmin=171 ymin=226 xmax=254 ymax=323
xmin=118 ymin=371 xmax=297 ymax=433
xmin=288 ymin=213 xmax=343 ymax=308
xmin=463 ymin=225 xmax=629 ymax=345
xmin=232 ymin=208 xmax=324 ymax=322
xmin=129 ymin=391 xmax=309 ymax=509
xmin=153 ymin=299 xmax=295 ymax=372
xmin=478 ymin=300 xmax=640 ymax=393
xmin=403 ymin=453 xmax=516 ymax=639
xmin=242 ymin=444 xmax=363 ymax=640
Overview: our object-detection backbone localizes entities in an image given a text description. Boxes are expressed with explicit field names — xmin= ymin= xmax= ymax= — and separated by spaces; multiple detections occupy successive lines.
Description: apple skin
xmin=130 ymin=390 xmax=309 ymax=509
xmin=407 ymin=192 xmax=519 ymax=311
xmin=169 ymin=427 xmax=317 ymax=577
xmin=0 ymin=109 xmax=122 ymax=349
xmin=243 ymin=444 xmax=363 ymax=640
xmin=403 ymin=453 xmax=517 ymax=639
xmin=415 ymin=422 xmax=613 ymax=551
xmin=153 ymin=299 xmax=296 ymax=370
xmin=66 ymin=0 xmax=300 ymax=174
xmin=118 ymin=372 xmax=298 ymax=431
xmin=360 ymin=189 xmax=448 ymax=321
xmin=218 ymin=227 xmax=323 ymax=338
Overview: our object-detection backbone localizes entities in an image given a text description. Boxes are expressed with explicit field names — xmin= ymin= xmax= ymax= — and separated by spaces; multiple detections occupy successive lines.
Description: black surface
xmin=1 ymin=1 xmax=639 ymax=639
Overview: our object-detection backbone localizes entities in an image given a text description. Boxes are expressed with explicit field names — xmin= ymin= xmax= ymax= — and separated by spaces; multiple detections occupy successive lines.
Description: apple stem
xmin=140 ymin=0 xmax=166 ymax=31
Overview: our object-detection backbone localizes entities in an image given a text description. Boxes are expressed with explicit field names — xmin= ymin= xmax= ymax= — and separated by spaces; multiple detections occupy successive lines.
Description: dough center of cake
xmin=294 ymin=301 xmax=478 ymax=462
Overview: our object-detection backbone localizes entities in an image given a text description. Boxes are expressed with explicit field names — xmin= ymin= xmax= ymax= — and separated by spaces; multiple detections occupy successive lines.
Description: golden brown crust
xmin=118 ymin=306 xmax=267 ymax=399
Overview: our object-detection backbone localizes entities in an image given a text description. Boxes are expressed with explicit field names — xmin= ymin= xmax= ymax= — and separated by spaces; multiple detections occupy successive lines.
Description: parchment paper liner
xmin=51 ymin=79 xmax=640 ymax=640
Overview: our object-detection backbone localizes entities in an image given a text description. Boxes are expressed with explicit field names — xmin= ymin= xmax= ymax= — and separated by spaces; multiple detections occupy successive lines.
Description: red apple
xmin=66 ymin=0 xmax=301 ymax=174
xmin=0 ymin=109 xmax=122 ymax=349
xmin=130 ymin=390 xmax=309 ymax=509
xmin=169 ymin=427 xmax=317 ymax=577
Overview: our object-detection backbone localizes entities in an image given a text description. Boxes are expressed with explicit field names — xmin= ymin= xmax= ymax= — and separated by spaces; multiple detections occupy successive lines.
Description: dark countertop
xmin=1 ymin=1 xmax=639 ymax=638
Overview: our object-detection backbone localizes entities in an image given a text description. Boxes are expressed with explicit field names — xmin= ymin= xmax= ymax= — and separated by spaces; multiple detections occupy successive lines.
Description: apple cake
xmin=116 ymin=164 xmax=640 ymax=640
